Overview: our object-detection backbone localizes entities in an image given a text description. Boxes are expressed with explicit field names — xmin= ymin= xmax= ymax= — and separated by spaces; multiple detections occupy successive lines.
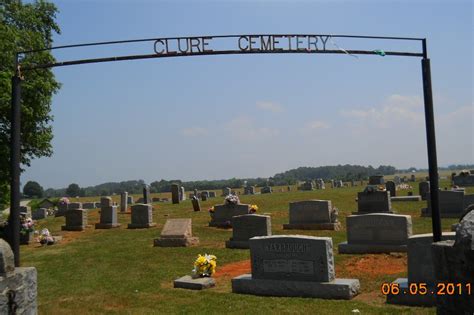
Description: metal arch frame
xmin=8 ymin=34 xmax=441 ymax=266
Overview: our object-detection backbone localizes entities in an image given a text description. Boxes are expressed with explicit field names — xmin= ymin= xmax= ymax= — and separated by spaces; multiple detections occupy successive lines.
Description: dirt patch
xmin=337 ymin=254 xmax=407 ymax=279
xmin=214 ymin=260 xmax=251 ymax=282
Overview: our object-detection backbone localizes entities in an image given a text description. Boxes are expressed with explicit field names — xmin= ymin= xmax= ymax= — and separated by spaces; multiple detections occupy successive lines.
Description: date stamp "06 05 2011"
xmin=381 ymin=282 xmax=472 ymax=296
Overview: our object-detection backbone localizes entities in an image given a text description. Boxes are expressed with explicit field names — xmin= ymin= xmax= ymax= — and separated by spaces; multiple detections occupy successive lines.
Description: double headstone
xmin=421 ymin=190 xmax=466 ymax=218
xmin=154 ymin=218 xmax=199 ymax=247
xmin=453 ymin=172 xmax=474 ymax=187
xmin=209 ymin=203 xmax=251 ymax=228
xmin=338 ymin=214 xmax=412 ymax=253
xmin=128 ymin=204 xmax=157 ymax=229
xmin=283 ymin=200 xmax=340 ymax=230
xmin=226 ymin=215 xmax=271 ymax=249
xmin=232 ymin=236 xmax=360 ymax=299
xmin=171 ymin=184 xmax=180 ymax=204
xmin=96 ymin=196 xmax=120 ymax=229
xmin=61 ymin=202 xmax=88 ymax=231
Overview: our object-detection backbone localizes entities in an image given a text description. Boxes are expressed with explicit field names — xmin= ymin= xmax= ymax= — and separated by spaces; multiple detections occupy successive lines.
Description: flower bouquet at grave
xmin=20 ymin=214 xmax=35 ymax=235
xmin=37 ymin=228 xmax=55 ymax=246
xmin=224 ymin=194 xmax=240 ymax=205
xmin=192 ymin=254 xmax=217 ymax=278
xmin=58 ymin=197 xmax=70 ymax=205
xmin=249 ymin=204 xmax=258 ymax=213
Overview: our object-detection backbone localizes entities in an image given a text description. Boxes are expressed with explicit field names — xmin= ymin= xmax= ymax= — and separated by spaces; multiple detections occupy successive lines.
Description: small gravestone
xmin=226 ymin=215 xmax=271 ymax=249
xmin=244 ymin=186 xmax=255 ymax=195
xmin=338 ymin=214 xmax=412 ymax=253
xmin=356 ymin=189 xmax=392 ymax=214
xmin=128 ymin=204 xmax=156 ymax=229
xmin=127 ymin=195 xmax=134 ymax=204
xmin=421 ymin=190 xmax=465 ymax=218
xmin=369 ymin=175 xmax=384 ymax=185
xmin=154 ymin=218 xmax=199 ymax=247
xmin=179 ymin=186 xmax=186 ymax=201
xmin=201 ymin=191 xmax=207 ymax=201
xmin=191 ymin=197 xmax=201 ymax=212
xmin=385 ymin=181 xmax=396 ymax=197
xmin=300 ymin=181 xmax=314 ymax=191
xmin=283 ymin=200 xmax=340 ymax=230
xmin=232 ymin=235 xmax=360 ymax=299
xmin=386 ymin=232 xmax=456 ymax=306
xmin=101 ymin=197 xmax=113 ymax=207
xmin=222 ymin=187 xmax=231 ymax=196
xmin=209 ymin=204 xmax=251 ymax=228
xmin=62 ymin=208 xmax=89 ymax=231
xmin=0 ymin=240 xmax=37 ymax=313
xmin=419 ymin=181 xmax=430 ymax=200
xmin=171 ymin=184 xmax=180 ymax=204
xmin=32 ymin=208 xmax=48 ymax=220
xmin=208 ymin=191 xmax=216 ymax=198
xmin=261 ymin=186 xmax=272 ymax=194
xmin=120 ymin=192 xmax=128 ymax=213
xmin=95 ymin=205 xmax=120 ymax=229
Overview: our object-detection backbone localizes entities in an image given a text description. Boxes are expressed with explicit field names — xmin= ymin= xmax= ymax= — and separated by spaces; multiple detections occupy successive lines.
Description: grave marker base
xmin=61 ymin=225 xmax=91 ymax=231
xmin=127 ymin=223 xmax=157 ymax=229
xmin=174 ymin=275 xmax=215 ymax=290
xmin=338 ymin=242 xmax=407 ymax=254
xmin=352 ymin=211 xmax=394 ymax=215
xmin=282 ymin=222 xmax=341 ymax=231
xmin=154 ymin=237 xmax=199 ymax=247
xmin=391 ymin=196 xmax=422 ymax=202
xmin=95 ymin=223 xmax=121 ymax=229
xmin=232 ymin=274 xmax=359 ymax=300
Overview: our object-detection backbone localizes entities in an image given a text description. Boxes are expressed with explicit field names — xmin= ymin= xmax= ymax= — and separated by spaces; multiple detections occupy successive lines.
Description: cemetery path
xmin=2 ymin=200 xmax=31 ymax=214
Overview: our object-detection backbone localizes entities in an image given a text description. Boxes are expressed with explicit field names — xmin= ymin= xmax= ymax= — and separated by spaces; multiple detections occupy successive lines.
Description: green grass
xmin=21 ymin=178 xmax=472 ymax=314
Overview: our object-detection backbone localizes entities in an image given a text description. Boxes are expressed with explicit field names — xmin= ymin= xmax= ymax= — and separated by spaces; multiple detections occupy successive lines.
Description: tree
xmin=0 ymin=1 xmax=61 ymax=207
xmin=23 ymin=180 xmax=43 ymax=198
xmin=66 ymin=183 xmax=80 ymax=197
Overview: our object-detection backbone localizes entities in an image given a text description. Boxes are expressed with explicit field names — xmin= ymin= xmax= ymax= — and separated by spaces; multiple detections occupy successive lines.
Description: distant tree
xmin=23 ymin=180 xmax=43 ymax=198
xmin=65 ymin=183 xmax=81 ymax=197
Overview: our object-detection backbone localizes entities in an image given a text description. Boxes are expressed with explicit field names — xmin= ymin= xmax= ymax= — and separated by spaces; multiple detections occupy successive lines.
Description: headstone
xmin=283 ymin=200 xmax=340 ymax=230
xmin=316 ymin=178 xmax=325 ymax=189
xmin=201 ymin=191 xmax=208 ymax=201
xmin=95 ymin=205 xmax=120 ymax=229
xmin=101 ymin=197 xmax=113 ymax=207
xmin=431 ymin=210 xmax=474 ymax=313
xmin=386 ymin=232 xmax=456 ymax=306
xmin=391 ymin=195 xmax=422 ymax=202
xmin=191 ymin=197 xmax=201 ymax=212
xmin=171 ymin=184 xmax=180 ymax=204
xmin=421 ymin=190 xmax=465 ymax=218
xmin=154 ymin=218 xmax=199 ymax=247
xmin=410 ymin=174 xmax=416 ymax=182
xmin=261 ymin=186 xmax=272 ymax=194
xmin=56 ymin=202 xmax=68 ymax=217
xmin=244 ymin=186 xmax=256 ymax=195
xmin=0 ymin=240 xmax=37 ymax=313
xmin=369 ymin=175 xmax=384 ymax=185
xmin=300 ymin=181 xmax=314 ymax=191
xmin=19 ymin=205 xmax=30 ymax=214
xmin=453 ymin=172 xmax=474 ymax=187
xmin=82 ymin=202 xmax=96 ymax=209
xmin=180 ymin=186 xmax=186 ymax=201
xmin=385 ymin=181 xmax=396 ymax=197
xmin=68 ymin=202 xmax=82 ymax=210
xmin=32 ymin=208 xmax=48 ymax=220
xmin=209 ymin=204 xmax=251 ymax=228
xmin=232 ymin=235 xmax=360 ymax=299
xmin=174 ymin=275 xmax=215 ymax=290
xmin=128 ymin=204 xmax=157 ymax=229
xmin=120 ymin=192 xmax=128 ymax=213
xmin=222 ymin=187 xmax=231 ymax=196
xmin=419 ymin=181 xmax=430 ymax=201
xmin=356 ymin=189 xmax=392 ymax=214
xmin=143 ymin=185 xmax=151 ymax=204
xmin=330 ymin=179 xmax=335 ymax=188
xmin=394 ymin=176 xmax=401 ymax=185
xmin=338 ymin=214 xmax=412 ymax=253
xmin=226 ymin=215 xmax=271 ymax=249
xmin=127 ymin=195 xmax=134 ymax=204
xmin=61 ymin=208 xmax=89 ymax=231
xmin=208 ymin=191 xmax=216 ymax=198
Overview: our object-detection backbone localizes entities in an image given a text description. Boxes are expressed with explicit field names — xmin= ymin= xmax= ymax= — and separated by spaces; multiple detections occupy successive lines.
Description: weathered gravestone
xmin=120 ymin=192 xmax=128 ymax=213
xmin=209 ymin=204 xmax=251 ymax=228
xmin=244 ymin=186 xmax=256 ymax=195
xmin=261 ymin=186 xmax=272 ymax=194
xmin=431 ymin=210 xmax=474 ymax=314
xmin=0 ymin=239 xmax=37 ymax=314
xmin=32 ymin=208 xmax=48 ymax=220
xmin=180 ymin=186 xmax=186 ymax=201
xmin=128 ymin=204 xmax=157 ymax=229
xmin=154 ymin=218 xmax=199 ymax=247
xmin=95 ymin=204 xmax=120 ymax=229
xmin=62 ymin=207 xmax=89 ymax=231
xmin=231 ymin=235 xmax=360 ymax=299
xmin=283 ymin=200 xmax=340 ymax=230
xmin=419 ymin=181 xmax=430 ymax=201
xmin=171 ymin=184 xmax=180 ymax=204
xmin=127 ymin=195 xmax=134 ymax=204
xmin=226 ymin=214 xmax=271 ymax=249
xmin=300 ymin=181 xmax=314 ymax=191
xmin=385 ymin=181 xmax=396 ymax=197
xmin=355 ymin=188 xmax=393 ymax=214
xmin=191 ymin=196 xmax=201 ymax=212
xmin=338 ymin=214 xmax=412 ymax=253
xmin=386 ymin=232 xmax=456 ymax=306
xmin=421 ymin=190 xmax=465 ymax=218
xmin=369 ymin=175 xmax=384 ymax=185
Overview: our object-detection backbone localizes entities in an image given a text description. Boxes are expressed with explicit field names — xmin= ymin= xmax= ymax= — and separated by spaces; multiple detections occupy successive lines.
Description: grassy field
xmin=20 ymin=177 xmax=472 ymax=314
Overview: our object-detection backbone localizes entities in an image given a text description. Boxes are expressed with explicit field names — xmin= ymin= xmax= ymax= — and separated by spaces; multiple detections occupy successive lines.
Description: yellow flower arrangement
xmin=192 ymin=254 xmax=217 ymax=277
xmin=208 ymin=206 xmax=215 ymax=213
xmin=250 ymin=204 xmax=258 ymax=213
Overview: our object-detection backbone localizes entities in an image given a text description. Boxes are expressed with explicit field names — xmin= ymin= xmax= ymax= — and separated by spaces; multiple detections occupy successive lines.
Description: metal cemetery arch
xmin=8 ymin=34 xmax=441 ymax=266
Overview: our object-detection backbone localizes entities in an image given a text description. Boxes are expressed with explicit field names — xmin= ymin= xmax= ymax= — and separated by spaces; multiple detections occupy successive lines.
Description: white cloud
xmin=256 ymin=101 xmax=284 ymax=113
xmin=180 ymin=127 xmax=208 ymax=137
xmin=302 ymin=120 xmax=330 ymax=132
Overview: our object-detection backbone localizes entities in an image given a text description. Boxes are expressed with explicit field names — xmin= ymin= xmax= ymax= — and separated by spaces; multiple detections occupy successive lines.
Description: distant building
xmin=37 ymin=198 xmax=55 ymax=209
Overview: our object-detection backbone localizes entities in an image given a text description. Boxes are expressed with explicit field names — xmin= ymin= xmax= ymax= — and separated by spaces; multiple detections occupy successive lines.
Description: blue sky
xmin=22 ymin=0 xmax=473 ymax=189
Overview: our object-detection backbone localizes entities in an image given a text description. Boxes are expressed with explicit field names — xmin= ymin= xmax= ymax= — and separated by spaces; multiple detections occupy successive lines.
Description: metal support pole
xmin=421 ymin=40 xmax=442 ymax=242
xmin=9 ymin=74 xmax=22 ymax=267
